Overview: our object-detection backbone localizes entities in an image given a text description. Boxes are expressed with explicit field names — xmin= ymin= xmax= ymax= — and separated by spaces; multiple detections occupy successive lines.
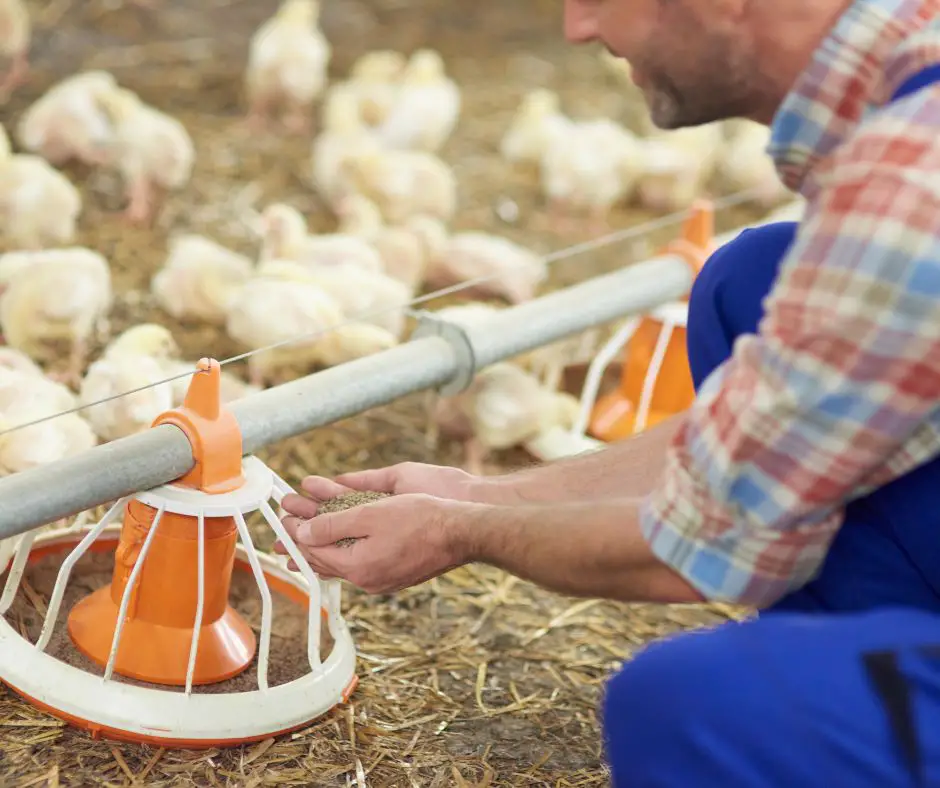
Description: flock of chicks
xmin=0 ymin=0 xmax=796 ymax=519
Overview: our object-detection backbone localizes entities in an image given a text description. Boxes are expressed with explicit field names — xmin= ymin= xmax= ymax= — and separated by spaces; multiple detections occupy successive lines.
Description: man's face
xmin=564 ymin=0 xmax=760 ymax=128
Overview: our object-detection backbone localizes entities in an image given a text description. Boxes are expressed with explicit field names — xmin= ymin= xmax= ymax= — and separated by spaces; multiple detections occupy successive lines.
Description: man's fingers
xmin=334 ymin=467 xmax=397 ymax=493
xmin=296 ymin=510 xmax=362 ymax=547
xmin=299 ymin=476 xmax=354 ymax=501
xmin=280 ymin=493 xmax=318 ymax=519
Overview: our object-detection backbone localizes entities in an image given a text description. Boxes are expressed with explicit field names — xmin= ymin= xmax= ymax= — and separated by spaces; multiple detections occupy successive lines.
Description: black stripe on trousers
xmin=861 ymin=646 xmax=940 ymax=786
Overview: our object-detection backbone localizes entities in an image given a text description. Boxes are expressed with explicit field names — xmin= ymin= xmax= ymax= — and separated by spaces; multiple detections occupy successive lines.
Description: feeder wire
xmin=0 ymin=188 xmax=768 ymax=438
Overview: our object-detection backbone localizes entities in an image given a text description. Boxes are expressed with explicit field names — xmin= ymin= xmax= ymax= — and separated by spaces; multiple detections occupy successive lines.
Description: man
xmin=279 ymin=0 xmax=940 ymax=783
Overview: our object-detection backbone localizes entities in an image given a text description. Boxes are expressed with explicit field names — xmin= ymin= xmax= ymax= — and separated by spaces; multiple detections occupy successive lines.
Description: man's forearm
xmin=483 ymin=415 xmax=682 ymax=504
xmin=450 ymin=496 xmax=704 ymax=604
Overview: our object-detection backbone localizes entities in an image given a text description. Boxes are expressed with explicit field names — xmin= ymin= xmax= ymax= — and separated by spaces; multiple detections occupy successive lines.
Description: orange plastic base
xmin=589 ymin=391 xmax=678 ymax=442
xmin=67 ymin=586 xmax=256 ymax=686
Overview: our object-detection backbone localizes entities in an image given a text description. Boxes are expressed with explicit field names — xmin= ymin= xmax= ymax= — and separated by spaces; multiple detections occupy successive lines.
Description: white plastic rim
xmin=0 ymin=500 xmax=357 ymax=746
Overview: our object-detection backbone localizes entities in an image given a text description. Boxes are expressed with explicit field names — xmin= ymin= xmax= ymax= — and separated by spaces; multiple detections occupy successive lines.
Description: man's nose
xmin=563 ymin=0 xmax=599 ymax=43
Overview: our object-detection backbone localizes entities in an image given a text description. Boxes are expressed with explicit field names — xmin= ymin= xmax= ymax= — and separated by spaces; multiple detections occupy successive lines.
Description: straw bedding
xmin=0 ymin=0 xmax=757 ymax=784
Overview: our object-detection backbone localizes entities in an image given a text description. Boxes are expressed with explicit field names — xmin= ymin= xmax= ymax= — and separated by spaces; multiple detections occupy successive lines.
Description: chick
xmin=245 ymin=0 xmax=331 ymax=133
xmin=257 ymin=202 xmax=385 ymax=273
xmin=0 ymin=247 xmax=112 ymax=384
xmin=340 ymin=149 xmax=457 ymax=224
xmin=636 ymin=123 xmax=725 ymax=212
xmin=151 ymin=233 xmax=253 ymax=325
xmin=225 ymin=260 xmax=398 ymax=387
xmin=310 ymin=87 xmax=383 ymax=211
xmin=0 ymin=124 xmax=82 ymax=249
xmin=0 ymin=402 xmax=97 ymax=474
xmin=96 ymin=87 xmax=195 ymax=224
xmin=344 ymin=49 xmax=406 ymax=126
xmin=302 ymin=264 xmax=412 ymax=338
xmin=538 ymin=117 xmax=644 ymax=233
xmin=15 ymin=71 xmax=120 ymax=166
xmin=0 ymin=365 xmax=77 ymax=413
xmin=0 ymin=0 xmax=28 ymax=97
xmin=335 ymin=193 xmax=429 ymax=290
xmin=77 ymin=324 xmax=179 ymax=441
xmin=429 ymin=362 xmax=582 ymax=474
xmin=499 ymin=89 xmax=572 ymax=165
xmin=715 ymin=119 xmax=792 ymax=209
xmin=410 ymin=218 xmax=548 ymax=304
xmin=373 ymin=49 xmax=460 ymax=152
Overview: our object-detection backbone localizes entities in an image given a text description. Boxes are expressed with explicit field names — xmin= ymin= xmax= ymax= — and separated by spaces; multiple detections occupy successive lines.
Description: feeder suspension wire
xmin=0 ymin=187 xmax=771 ymax=439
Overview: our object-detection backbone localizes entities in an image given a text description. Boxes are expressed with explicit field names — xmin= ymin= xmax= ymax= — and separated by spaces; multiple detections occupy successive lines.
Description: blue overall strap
xmin=890 ymin=63 xmax=940 ymax=102
xmin=862 ymin=62 xmax=940 ymax=788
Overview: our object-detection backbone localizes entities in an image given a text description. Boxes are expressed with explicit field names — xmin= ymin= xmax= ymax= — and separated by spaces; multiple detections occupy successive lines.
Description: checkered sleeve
xmin=639 ymin=113 xmax=940 ymax=607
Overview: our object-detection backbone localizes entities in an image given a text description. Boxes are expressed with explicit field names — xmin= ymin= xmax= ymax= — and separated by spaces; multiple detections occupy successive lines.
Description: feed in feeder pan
xmin=0 ymin=358 xmax=357 ymax=747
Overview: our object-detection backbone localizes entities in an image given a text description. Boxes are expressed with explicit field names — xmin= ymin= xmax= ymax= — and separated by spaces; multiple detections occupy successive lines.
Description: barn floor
xmin=0 ymin=0 xmax=760 ymax=784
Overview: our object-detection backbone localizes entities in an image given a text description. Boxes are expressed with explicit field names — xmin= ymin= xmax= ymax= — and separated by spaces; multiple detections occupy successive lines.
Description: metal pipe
xmin=0 ymin=253 xmax=693 ymax=540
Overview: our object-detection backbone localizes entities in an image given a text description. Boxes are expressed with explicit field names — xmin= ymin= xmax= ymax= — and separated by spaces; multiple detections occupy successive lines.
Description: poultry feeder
xmin=526 ymin=202 xmax=715 ymax=460
xmin=0 ymin=358 xmax=357 ymax=748
xmin=586 ymin=201 xmax=715 ymax=442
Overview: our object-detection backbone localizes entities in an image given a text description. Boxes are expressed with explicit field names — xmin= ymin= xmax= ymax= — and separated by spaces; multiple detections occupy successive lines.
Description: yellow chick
xmin=429 ymin=361 xmax=582 ymax=474
xmin=499 ymin=89 xmax=572 ymax=165
xmin=151 ymin=233 xmax=254 ymax=325
xmin=0 ymin=247 xmax=112 ymax=384
xmin=715 ymin=119 xmax=793 ymax=209
xmin=538 ymin=116 xmax=645 ymax=233
xmin=310 ymin=86 xmax=383 ymax=211
xmin=373 ymin=49 xmax=461 ymax=152
xmin=245 ymin=0 xmax=331 ymax=133
xmin=16 ymin=70 xmax=121 ymax=166
xmin=225 ymin=260 xmax=398 ymax=387
xmin=257 ymin=202 xmax=385 ymax=274
xmin=636 ymin=122 xmax=725 ymax=212
xmin=340 ymin=149 xmax=457 ymax=225
xmin=335 ymin=193 xmax=430 ymax=290
xmin=410 ymin=218 xmax=548 ymax=304
xmin=345 ymin=49 xmax=406 ymax=125
xmin=301 ymin=264 xmax=412 ymax=338
xmin=0 ymin=0 xmax=28 ymax=97
xmin=0 ymin=402 xmax=97 ymax=475
xmin=96 ymin=87 xmax=195 ymax=224
xmin=77 ymin=324 xmax=179 ymax=441
xmin=0 ymin=124 xmax=82 ymax=249
xmin=0 ymin=365 xmax=77 ymax=413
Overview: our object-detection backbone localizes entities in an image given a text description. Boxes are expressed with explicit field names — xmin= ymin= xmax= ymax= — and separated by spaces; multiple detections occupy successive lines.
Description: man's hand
xmin=276 ymin=492 xmax=474 ymax=593
xmin=278 ymin=461 xmax=508 ymax=524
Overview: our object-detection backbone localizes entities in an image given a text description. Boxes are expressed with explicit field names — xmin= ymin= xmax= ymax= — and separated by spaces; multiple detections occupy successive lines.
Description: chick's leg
xmin=282 ymin=101 xmax=311 ymax=135
xmin=246 ymin=356 xmax=267 ymax=389
xmin=125 ymin=176 xmax=153 ymax=224
xmin=0 ymin=51 xmax=28 ymax=95
xmin=463 ymin=436 xmax=488 ymax=477
xmin=65 ymin=336 xmax=89 ymax=388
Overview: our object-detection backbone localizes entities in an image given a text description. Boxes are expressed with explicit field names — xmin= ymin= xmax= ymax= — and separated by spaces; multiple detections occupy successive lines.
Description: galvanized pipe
xmin=0 ymin=253 xmax=693 ymax=539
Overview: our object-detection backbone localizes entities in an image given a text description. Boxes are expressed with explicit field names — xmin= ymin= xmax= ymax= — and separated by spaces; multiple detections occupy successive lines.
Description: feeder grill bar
xmin=0 ymin=253 xmax=693 ymax=540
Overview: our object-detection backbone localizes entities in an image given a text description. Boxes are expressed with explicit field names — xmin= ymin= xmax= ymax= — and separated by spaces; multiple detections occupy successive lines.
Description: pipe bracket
xmin=409 ymin=311 xmax=477 ymax=396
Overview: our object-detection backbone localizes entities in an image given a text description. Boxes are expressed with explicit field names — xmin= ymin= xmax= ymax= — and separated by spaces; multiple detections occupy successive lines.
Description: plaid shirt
xmin=639 ymin=0 xmax=940 ymax=606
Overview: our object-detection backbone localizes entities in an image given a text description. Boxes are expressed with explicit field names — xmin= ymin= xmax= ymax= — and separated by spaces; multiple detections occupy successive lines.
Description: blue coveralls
xmin=602 ymin=65 xmax=940 ymax=787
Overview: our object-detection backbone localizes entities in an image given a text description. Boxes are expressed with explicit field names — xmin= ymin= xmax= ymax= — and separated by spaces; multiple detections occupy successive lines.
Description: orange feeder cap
xmin=589 ymin=201 xmax=715 ymax=442
xmin=67 ymin=358 xmax=258 ymax=686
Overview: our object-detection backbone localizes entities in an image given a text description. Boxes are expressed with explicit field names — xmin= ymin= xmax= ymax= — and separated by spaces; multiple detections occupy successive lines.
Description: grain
xmin=317 ymin=491 xmax=391 ymax=547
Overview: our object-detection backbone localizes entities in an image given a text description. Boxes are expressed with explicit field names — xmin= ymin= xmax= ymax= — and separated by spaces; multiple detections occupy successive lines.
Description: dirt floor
xmin=0 ymin=0 xmax=762 ymax=784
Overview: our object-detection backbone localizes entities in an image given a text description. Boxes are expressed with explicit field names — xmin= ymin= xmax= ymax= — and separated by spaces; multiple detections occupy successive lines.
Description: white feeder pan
xmin=0 ymin=456 xmax=358 ymax=748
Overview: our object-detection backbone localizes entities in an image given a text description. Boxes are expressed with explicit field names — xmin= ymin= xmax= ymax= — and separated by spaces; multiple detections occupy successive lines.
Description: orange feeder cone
xmin=68 ymin=359 xmax=257 ymax=686
xmin=589 ymin=201 xmax=715 ymax=442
